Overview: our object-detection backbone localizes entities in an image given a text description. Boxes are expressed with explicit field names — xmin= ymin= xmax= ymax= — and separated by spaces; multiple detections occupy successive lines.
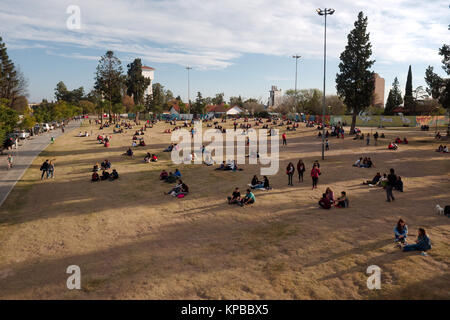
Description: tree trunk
xmin=135 ymin=111 xmax=140 ymax=124
xmin=350 ymin=112 xmax=357 ymax=134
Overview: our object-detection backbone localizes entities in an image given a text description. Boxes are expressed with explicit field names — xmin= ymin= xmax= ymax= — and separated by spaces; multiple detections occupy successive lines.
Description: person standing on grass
xmin=311 ymin=164 xmax=321 ymax=190
xmin=47 ymin=160 xmax=55 ymax=179
xmin=40 ymin=159 xmax=49 ymax=180
xmin=297 ymin=159 xmax=306 ymax=182
xmin=286 ymin=162 xmax=295 ymax=186
xmin=282 ymin=132 xmax=287 ymax=146
xmin=366 ymin=134 xmax=370 ymax=146
xmin=386 ymin=168 xmax=397 ymax=202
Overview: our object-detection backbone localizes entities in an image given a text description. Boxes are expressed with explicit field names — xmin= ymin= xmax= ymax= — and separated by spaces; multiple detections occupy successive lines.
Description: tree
xmin=54 ymin=81 xmax=84 ymax=104
xmin=126 ymin=58 xmax=150 ymax=123
xmin=94 ymin=51 xmax=124 ymax=123
xmin=193 ymin=91 xmax=206 ymax=115
xmin=0 ymin=102 xmax=19 ymax=145
xmin=11 ymin=95 xmax=29 ymax=114
xmin=425 ymin=45 xmax=450 ymax=110
xmin=79 ymin=100 xmax=95 ymax=114
xmin=0 ymin=37 xmax=28 ymax=107
xmin=148 ymin=83 xmax=165 ymax=113
xmin=212 ymin=93 xmax=224 ymax=105
xmin=229 ymin=95 xmax=244 ymax=108
xmin=336 ymin=12 xmax=375 ymax=134
xmin=403 ymin=65 xmax=416 ymax=114
xmin=384 ymin=77 xmax=403 ymax=115
xmin=325 ymin=95 xmax=346 ymax=115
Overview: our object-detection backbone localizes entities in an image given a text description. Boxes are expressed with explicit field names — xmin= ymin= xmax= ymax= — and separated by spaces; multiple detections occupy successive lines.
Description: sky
xmin=1 ymin=0 xmax=448 ymax=104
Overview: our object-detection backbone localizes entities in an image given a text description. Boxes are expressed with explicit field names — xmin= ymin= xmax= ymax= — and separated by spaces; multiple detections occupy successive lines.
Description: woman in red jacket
xmin=311 ymin=164 xmax=321 ymax=190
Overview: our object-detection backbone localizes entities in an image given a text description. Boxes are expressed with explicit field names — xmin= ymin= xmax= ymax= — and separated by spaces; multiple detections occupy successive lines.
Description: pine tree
xmin=94 ymin=51 xmax=124 ymax=123
xmin=384 ymin=77 xmax=403 ymax=115
xmin=384 ymin=90 xmax=395 ymax=115
xmin=404 ymin=65 xmax=415 ymax=114
xmin=126 ymin=58 xmax=150 ymax=123
xmin=336 ymin=12 xmax=375 ymax=134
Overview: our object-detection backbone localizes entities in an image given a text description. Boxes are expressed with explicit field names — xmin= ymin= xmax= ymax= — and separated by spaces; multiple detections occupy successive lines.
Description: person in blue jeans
xmin=403 ymin=228 xmax=431 ymax=252
xmin=394 ymin=218 xmax=408 ymax=244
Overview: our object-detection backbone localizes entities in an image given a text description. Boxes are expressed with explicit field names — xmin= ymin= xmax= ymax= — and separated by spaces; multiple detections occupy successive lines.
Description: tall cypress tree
xmin=384 ymin=77 xmax=403 ymax=115
xmin=404 ymin=65 xmax=415 ymax=113
xmin=336 ymin=12 xmax=375 ymax=134
xmin=0 ymin=36 xmax=26 ymax=106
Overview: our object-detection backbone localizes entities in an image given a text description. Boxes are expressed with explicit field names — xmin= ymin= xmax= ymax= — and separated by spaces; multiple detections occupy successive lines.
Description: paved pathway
xmin=0 ymin=120 xmax=81 ymax=208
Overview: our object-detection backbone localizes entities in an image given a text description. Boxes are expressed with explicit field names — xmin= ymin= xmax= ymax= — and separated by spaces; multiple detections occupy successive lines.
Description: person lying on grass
xmin=239 ymin=189 xmax=255 ymax=206
xmin=227 ymin=187 xmax=241 ymax=204
xmin=402 ymin=228 xmax=431 ymax=254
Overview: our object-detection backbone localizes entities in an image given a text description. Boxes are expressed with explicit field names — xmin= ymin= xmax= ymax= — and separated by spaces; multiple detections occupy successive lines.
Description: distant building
xmin=268 ymin=85 xmax=282 ymax=108
xmin=142 ymin=66 xmax=155 ymax=97
xmin=372 ymin=73 xmax=385 ymax=108
xmin=226 ymin=106 xmax=244 ymax=115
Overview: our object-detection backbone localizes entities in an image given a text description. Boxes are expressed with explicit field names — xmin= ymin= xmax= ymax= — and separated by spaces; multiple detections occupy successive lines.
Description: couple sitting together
xmin=319 ymin=188 xmax=348 ymax=209
xmin=248 ymin=175 xmax=271 ymax=190
xmin=227 ymin=188 xmax=255 ymax=207
xmin=160 ymin=169 xmax=182 ymax=183
xmin=436 ymin=145 xmax=449 ymax=153
xmin=215 ymin=160 xmax=242 ymax=171
xmin=165 ymin=179 xmax=189 ymax=198
xmin=144 ymin=153 xmax=158 ymax=163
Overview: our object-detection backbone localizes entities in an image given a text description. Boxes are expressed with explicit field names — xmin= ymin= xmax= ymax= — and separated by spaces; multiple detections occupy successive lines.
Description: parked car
xmin=41 ymin=123 xmax=50 ymax=132
xmin=13 ymin=130 xmax=30 ymax=139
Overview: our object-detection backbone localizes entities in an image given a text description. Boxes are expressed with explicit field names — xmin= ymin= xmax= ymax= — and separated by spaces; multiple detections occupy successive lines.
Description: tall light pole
xmin=292 ymin=55 xmax=301 ymax=114
xmin=186 ymin=66 xmax=192 ymax=117
xmin=316 ymin=7 xmax=334 ymax=160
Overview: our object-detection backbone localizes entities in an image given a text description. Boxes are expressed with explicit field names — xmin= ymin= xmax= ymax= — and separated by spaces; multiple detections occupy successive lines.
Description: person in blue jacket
xmin=394 ymin=219 xmax=408 ymax=245
xmin=403 ymin=228 xmax=431 ymax=253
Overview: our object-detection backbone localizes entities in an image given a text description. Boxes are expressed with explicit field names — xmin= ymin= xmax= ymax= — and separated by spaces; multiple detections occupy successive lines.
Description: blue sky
xmin=1 ymin=0 xmax=448 ymax=104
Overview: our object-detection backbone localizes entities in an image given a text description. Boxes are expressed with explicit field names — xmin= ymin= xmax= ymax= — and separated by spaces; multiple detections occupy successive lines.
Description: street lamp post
xmin=292 ymin=55 xmax=301 ymax=113
xmin=186 ymin=66 xmax=192 ymax=117
xmin=316 ymin=8 xmax=334 ymax=160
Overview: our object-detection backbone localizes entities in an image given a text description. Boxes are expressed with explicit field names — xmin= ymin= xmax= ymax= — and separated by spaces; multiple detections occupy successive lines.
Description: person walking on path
xmin=6 ymin=153 xmax=13 ymax=169
xmin=282 ymin=133 xmax=287 ymax=146
xmin=386 ymin=168 xmax=397 ymax=202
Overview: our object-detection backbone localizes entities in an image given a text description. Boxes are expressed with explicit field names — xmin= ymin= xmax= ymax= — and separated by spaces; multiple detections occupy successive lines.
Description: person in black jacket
xmin=386 ymin=168 xmax=397 ymax=202
xmin=40 ymin=160 xmax=49 ymax=180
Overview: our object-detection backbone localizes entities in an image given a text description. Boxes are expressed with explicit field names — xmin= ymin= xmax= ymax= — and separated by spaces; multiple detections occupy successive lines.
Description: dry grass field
xmin=0 ymin=119 xmax=449 ymax=299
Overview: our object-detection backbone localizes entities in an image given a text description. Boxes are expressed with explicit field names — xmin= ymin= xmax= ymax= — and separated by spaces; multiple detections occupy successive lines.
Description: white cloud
xmin=0 ymin=0 xmax=447 ymax=69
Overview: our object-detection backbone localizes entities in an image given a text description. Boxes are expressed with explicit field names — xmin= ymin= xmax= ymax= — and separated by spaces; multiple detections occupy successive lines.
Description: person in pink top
xmin=311 ymin=164 xmax=321 ymax=189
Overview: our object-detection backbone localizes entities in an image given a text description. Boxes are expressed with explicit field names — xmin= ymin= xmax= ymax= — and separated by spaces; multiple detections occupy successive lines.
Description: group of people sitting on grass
xmin=394 ymin=218 xmax=432 ymax=254
xmin=248 ymin=175 xmax=271 ymax=190
xmin=144 ymin=152 xmax=158 ymax=163
xmin=394 ymin=137 xmax=408 ymax=144
xmin=163 ymin=143 xmax=178 ymax=152
xmin=353 ymin=157 xmax=374 ymax=168
xmin=227 ymin=187 xmax=255 ymax=207
xmin=318 ymin=188 xmax=349 ymax=209
xmin=362 ymin=172 xmax=403 ymax=192
xmin=92 ymin=168 xmax=119 ymax=182
xmin=420 ymin=125 xmax=430 ymax=131
xmin=77 ymin=131 xmax=90 ymax=137
xmin=215 ymin=160 xmax=242 ymax=171
xmin=436 ymin=145 xmax=449 ymax=153
xmin=131 ymin=139 xmax=146 ymax=147
xmin=160 ymin=169 xmax=182 ymax=183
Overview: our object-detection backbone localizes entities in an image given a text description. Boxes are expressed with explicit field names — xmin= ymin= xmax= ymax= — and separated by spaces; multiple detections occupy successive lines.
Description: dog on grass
xmin=435 ymin=205 xmax=444 ymax=215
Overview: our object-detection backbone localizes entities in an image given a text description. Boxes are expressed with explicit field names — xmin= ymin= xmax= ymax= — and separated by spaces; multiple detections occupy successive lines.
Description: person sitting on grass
xmin=318 ymin=193 xmax=332 ymax=209
xmin=93 ymin=163 xmax=100 ymax=172
xmin=444 ymin=146 xmax=449 ymax=153
xmin=388 ymin=142 xmax=398 ymax=150
xmin=110 ymin=169 xmax=119 ymax=180
xmin=174 ymin=169 xmax=182 ymax=178
xmin=91 ymin=171 xmax=100 ymax=182
xmin=144 ymin=152 xmax=151 ymax=163
xmin=394 ymin=218 xmax=408 ymax=245
xmin=325 ymin=187 xmax=335 ymax=202
xmin=164 ymin=143 xmax=174 ymax=152
xmin=124 ymin=148 xmax=133 ymax=157
xmin=167 ymin=179 xmax=183 ymax=195
xmin=101 ymin=170 xmax=110 ymax=181
xmin=335 ymin=191 xmax=349 ymax=208
xmin=378 ymin=173 xmax=388 ymax=188
xmin=394 ymin=176 xmax=404 ymax=192
xmin=139 ymin=139 xmax=146 ymax=147
xmin=227 ymin=187 xmax=241 ymax=204
xmin=160 ymin=170 xmax=169 ymax=181
xmin=363 ymin=172 xmax=382 ymax=185
xmin=132 ymin=140 xmax=137 ymax=147
xmin=250 ymin=175 xmax=262 ymax=188
xmin=239 ymin=189 xmax=255 ymax=206
xmin=403 ymin=137 xmax=408 ymax=144
xmin=436 ymin=145 xmax=444 ymax=152
xmin=402 ymin=228 xmax=431 ymax=254
xmin=165 ymin=172 xmax=177 ymax=183
xmin=353 ymin=157 xmax=363 ymax=167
